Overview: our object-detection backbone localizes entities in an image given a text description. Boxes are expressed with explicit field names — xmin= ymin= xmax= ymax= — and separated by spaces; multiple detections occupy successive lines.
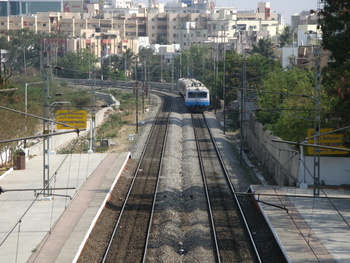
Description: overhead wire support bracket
xmin=0 ymin=129 xmax=86 ymax=144
xmin=0 ymin=187 xmax=76 ymax=198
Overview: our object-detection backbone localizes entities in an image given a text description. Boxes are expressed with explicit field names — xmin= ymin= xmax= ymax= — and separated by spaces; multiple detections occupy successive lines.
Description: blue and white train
xmin=177 ymin=78 xmax=210 ymax=112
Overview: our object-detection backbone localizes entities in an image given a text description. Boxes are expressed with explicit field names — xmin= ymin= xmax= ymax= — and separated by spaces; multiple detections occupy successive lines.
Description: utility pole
xmin=172 ymin=56 xmax=174 ymax=91
xmin=124 ymin=51 xmax=127 ymax=81
xmin=313 ymin=0 xmax=323 ymax=196
xmin=223 ymin=40 xmax=226 ymax=134
xmin=135 ymin=81 xmax=139 ymax=134
xmin=88 ymin=73 xmax=96 ymax=154
xmin=240 ymin=60 xmax=246 ymax=164
xmin=42 ymin=66 xmax=51 ymax=198
xmin=160 ymin=45 xmax=163 ymax=82
xmin=179 ymin=49 xmax=182 ymax=78
xmin=313 ymin=47 xmax=322 ymax=196
xmin=222 ymin=24 xmax=228 ymax=134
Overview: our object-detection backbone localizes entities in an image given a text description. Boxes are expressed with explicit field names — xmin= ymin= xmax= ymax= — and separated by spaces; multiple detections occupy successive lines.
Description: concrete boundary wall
xmin=244 ymin=115 xmax=300 ymax=186
xmin=302 ymin=156 xmax=350 ymax=186
xmin=244 ymin=115 xmax=350 ymax=186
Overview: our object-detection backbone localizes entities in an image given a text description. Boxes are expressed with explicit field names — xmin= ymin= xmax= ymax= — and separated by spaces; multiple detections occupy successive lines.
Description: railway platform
xmin=250 ymin=185 xmax=350 ymax=263
xmin=1 ymin=122 xmax=349 ymax=262
xmin=0 ymin=151 xmax=130 ymax=263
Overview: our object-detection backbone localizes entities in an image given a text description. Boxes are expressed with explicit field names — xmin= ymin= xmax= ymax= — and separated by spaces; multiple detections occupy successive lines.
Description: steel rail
xmin=142 ymin=93 xmax=173 ymax=262
xmin=202 ymin=113 xmax=262 ymax=263
xmin=192 ymin=113 xmax=221 ymax=263
xmin=101 ymin=94 xmax=164 ymax=263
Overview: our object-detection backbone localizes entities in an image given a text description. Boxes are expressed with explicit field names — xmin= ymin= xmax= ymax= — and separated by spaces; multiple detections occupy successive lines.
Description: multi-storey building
xmin=0 ymin=6 xmax=144 ymax=58
xmin=0 ymin=1 xmax=284 ymax=65
xmin=147 ymin=11 xmax=210 ymax=47
xmin=280 ymin=10 xmax=326 ymax=69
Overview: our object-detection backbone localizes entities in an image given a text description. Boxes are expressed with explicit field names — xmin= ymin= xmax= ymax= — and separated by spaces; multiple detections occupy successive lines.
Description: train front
xmin=185 ymin=87 xmax=210 ymax=112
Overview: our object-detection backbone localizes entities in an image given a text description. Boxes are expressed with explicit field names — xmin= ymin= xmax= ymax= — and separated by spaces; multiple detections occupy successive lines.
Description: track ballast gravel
xmin=78 ymin=91 xmax=286 ymax=263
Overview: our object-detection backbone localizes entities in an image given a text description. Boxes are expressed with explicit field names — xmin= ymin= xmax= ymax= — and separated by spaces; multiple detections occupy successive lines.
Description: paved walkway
xmin=251 ymin=185 xmax=350 ymax=263
xmin=0 ymin=152 xmax=130 ymax=263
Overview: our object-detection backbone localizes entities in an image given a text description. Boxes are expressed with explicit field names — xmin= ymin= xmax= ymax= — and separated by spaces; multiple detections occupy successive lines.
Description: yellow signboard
xmin=56 ymin=110 xmax=87 ymax=129
xmin=307 ymin=128 xmax=347 ymax=155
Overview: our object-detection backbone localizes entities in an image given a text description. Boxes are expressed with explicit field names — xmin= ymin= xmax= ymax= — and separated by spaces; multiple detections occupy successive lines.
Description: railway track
xmin=101 ymin=93 xmax=172 ymax=262
xmin=192 ymin=113 xmax=261 ymax=263
xmin=78 ymin=90 xmax=286 ymax=262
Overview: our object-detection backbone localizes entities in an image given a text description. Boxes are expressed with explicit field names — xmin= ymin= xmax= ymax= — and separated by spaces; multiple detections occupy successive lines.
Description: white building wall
xmin=297 ymin=24 xmax=321 ymax=46
xmin=281 ymin=46 xmax=297 ymax=68
xmin=301 ymin=157 xmax=350 ymax=186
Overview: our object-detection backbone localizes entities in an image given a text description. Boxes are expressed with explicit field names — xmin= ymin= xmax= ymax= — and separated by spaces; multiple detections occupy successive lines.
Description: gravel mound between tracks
xmin=78 ymin=92 xmax=286 ymax=263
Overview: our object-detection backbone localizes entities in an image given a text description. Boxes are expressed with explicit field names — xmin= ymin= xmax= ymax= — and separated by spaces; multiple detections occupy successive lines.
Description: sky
xmin=215 ymin=0 xmax=317 ymax=24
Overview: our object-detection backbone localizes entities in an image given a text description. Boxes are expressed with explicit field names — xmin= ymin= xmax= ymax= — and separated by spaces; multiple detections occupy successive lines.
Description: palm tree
xmin=279 ymin=25 xmax=294 ymax=47
xmin=250 ymin=38 xmax=275 ymax=59
xmin=152 ymin=33 xmax=168 ymax=45
xmin=122 ymin=48 xmax=136 ymax=79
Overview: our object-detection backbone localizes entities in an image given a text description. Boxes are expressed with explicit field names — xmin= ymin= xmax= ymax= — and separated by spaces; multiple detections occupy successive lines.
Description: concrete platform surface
xmin=251 ymin=185 xmax=350 ymax=263
xmin=2 ymin=152 xmax=349 ymax=263
xmin=0 ymin=152 xmax=130 ymax=263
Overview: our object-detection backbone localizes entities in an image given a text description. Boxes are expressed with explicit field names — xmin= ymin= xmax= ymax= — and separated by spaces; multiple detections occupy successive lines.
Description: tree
xmin=138 ymin=47 xmax=162 ymax=82
xmin=3 ymin=29 xmax=38 ymax=72
xmin=102 ymin=54 xmax=128 ymax=81
xmin=249 ymin=38 xmax=275 ymax=60
xmin=317 ymin=1 xmax=350 ymax=132
xmin=318 ymin=1 xmax=350 ymax=64
xmin=322 ymin=60 xmax=350 ymax=127
xmin=0 ymin=29 xmax=68 ymax=73
xmin=278 ymin=25 xmax=294 ymax=47
xmin=122 ymin=48 xmax=136 ymax=79
xmin=56 ymin=49 xmax=97 ymax=78
xmin=255 ymin=68 xmax=322 ymax=142
xmin=152 ymin=33 xmax=168 ymax=45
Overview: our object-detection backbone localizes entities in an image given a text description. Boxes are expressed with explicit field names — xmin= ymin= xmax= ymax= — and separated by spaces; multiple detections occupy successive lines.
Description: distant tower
xmin=149 ymin=0 xmax=158 ymax=8
xmin=209 ymin=0 xmax=215 ymax=18
xmin=258 ymin=2 xmax=271 ymax=20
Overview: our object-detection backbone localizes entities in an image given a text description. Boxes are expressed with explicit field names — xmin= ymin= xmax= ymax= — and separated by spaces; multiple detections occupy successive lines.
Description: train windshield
xmin=188 ymin=92 xmax=207 ymax=98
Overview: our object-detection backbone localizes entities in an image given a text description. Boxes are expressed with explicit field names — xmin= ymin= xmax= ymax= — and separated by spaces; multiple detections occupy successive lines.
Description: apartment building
xmin=0 ymin=1 xmax=284 ymax=64
xmin=0 ymin=8 xmax=144 ymax=56
xmin=147 ymin=11 xmax=209 ymax=46
xmin=279 ymin=10 xmax=326 ymax=69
